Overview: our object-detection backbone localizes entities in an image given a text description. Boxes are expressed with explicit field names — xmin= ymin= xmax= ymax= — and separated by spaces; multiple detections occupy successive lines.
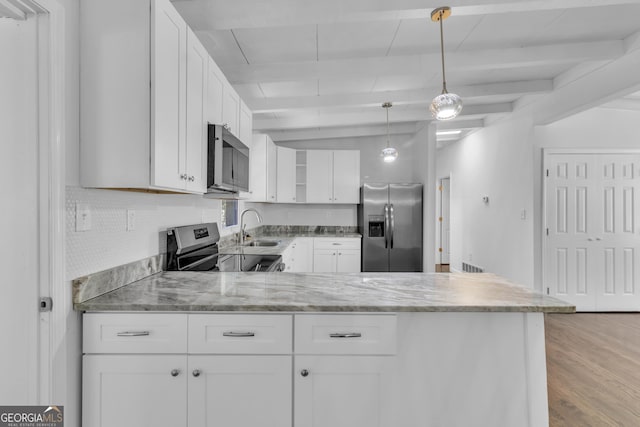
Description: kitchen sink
xmin=243 ymin=240 xmax=279 ymax=247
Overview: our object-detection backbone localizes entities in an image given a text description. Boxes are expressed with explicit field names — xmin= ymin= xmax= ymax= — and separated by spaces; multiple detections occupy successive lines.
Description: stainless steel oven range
xmin=166 ymin=223 xmax=283 ymax=272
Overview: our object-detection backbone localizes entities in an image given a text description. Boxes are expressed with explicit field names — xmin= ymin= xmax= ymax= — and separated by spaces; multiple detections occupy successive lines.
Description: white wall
xmin=437 ymin=114 xmax=536 ymax=287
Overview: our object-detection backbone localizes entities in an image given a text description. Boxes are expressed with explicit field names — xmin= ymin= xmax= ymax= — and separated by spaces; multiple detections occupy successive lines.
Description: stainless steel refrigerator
xmin=358 ymin=183 xmax=423 ymax=272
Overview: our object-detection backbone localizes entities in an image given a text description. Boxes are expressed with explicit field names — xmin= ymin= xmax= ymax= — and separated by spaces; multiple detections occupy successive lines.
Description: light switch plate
xmin=75 ymin=203 xmax=91 ymax=232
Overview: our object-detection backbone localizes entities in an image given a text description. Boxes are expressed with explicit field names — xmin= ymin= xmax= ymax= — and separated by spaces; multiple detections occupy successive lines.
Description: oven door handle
xmin=181 ymin=253 xmax=219 ymax=271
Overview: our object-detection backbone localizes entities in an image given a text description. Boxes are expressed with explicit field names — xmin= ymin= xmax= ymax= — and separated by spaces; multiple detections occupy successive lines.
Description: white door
xmin=313 ymin=250 xmax=337 ymax=272
xmin=0 ymin=16 xmax=40 ymax=403
xmin=336 ymin=250 xmax=361 ymax=273
xmin=185 ymin=28 xmax=207 ymax=192
xmin=545 ymin=153 xmax=640 ymax=311
xmin=276 ymin=146 xmax=297 ymax=203
xmin=83 ymin=355 xmax=188 ymax=427
xmin=294 ymin=356 xmax=393 ymax=427
xmin=440 ymin=178 xmax=451 ymax=264
xmin=151 ymin=0 xmax=187 ymax=190
xmin=307 ymin=150 xmax=334 ymax=203
xmin=188 ymin=355 xmax=291 ymax=427
xmin=332 ymin=150 xmax=360 ymax=203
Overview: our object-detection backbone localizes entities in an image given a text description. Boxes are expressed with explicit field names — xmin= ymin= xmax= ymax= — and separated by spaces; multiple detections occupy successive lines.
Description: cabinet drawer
xmin=313 ymin=238 xmax=361 ymax=250
xmin=83 ymin=313 xmax=188 ymax=354
xmin=189 ymin=314 xmax=292 ymax=354
xmin=295 ymin=314 xmax=396 ymax=355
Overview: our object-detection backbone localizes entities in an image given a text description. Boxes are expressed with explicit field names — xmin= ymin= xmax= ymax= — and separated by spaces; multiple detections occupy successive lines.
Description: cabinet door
xmin=313 ymin=249 xmax=337 ymax=272
xmin=83 ymin=355 xmax=187 ymax=427
xmin=206 ymin=57 xmax=223 ymax=125
xmin=267 ymin=137 xmax=278 ymax=202
xmin=277 ymin=146 xmax=297 ymax=203
xmin=222 ymin=83 xmax=240 ymax=137
xmin=306 ymin=150 xmax=334 ymax=203
xmin=333 ymin=150 xmax=360 ymax=203
xmin=292 ymin=237 xmax=314 ymax=272
xmin=294 ymin=356 xmax=393 ymax=427
xmin=337 ymin=249 xmax=361 ymax=273
xmin=150 ymin=0 xmax=187 ymax=190
xmin=239 ymin=100 xmax=253 ymax=145
xmin=249 ymin=134 xmax=267 ymax=201
xmin=188 ymin=355 xmax=292 ymax=427
xmin=185 ymin=29 xmax=207 ymax=193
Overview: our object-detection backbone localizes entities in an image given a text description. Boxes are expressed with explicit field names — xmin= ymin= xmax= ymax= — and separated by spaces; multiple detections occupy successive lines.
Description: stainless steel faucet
xmin=239 ymin=208 xmax=263 ymax=245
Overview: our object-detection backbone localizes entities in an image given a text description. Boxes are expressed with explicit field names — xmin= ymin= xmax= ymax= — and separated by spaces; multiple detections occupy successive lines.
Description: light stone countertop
xmin=74 ymin=271 xmax=575 ymax=313
xmin=218 ymin=233 xmax=362 ymax=256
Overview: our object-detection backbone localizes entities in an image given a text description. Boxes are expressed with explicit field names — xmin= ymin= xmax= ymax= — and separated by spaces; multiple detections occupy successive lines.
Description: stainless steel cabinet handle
xmin=596 ymin=237 xmax=602 ymax=241
xmin=171 ymin=369 xmax=180 ymax=377
xmin=222 ymin=331 xmax=256 ymax=337
xmin=116 ymin=331 xmax=150 ymax=337
xmin=332 ymin=243 xmax=342 ymax=246
xmin=188 ymin=176 xmax=195 ymax=182
xmin=588 ymin=238 xmax=594 ymax=241
xmin=192 ymin=369 xmax=201 ymax=377
xmin=300 ymin=369 xmax=309 ymax=377
xmin=329 ymin=333 xmax=362 ymax=338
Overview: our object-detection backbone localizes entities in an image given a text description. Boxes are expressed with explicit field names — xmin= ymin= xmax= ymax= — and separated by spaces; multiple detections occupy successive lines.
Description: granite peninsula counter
xmin=77 ymin=271 xmax=572 ymax=427
xmin=74 ymin=271 xmax=573 ymax=313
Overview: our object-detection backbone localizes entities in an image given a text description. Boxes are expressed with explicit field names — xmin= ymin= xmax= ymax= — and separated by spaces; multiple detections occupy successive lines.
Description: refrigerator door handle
xmin=384 ymin=204 xmax=389 ymax=249
xmin=389 ymin=204 xmax=395 ymax=249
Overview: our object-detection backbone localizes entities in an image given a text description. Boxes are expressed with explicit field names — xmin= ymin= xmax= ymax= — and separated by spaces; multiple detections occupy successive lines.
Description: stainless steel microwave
xmin=207 ymin=124 xmax=250 ymax=193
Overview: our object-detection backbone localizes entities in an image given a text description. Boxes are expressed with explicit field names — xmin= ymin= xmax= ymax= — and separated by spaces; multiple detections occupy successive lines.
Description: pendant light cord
xmin=439 ymin=11 xmax=448 ymax=94
xmin=386 ymin=106 xmax=390 ymax=148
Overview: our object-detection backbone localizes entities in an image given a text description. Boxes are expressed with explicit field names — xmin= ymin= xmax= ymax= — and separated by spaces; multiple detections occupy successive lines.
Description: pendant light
xmin=381 ymin=102 xmax=398 ymax=163
xmin=430 ymin=6 xmax=462 ymax=120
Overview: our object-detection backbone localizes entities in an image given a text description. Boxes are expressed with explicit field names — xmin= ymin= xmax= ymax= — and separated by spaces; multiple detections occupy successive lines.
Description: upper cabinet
xmin=307 ymin=150 xmax=360 ymax=204
xmin=80 ymin=0 xmax=252 ymax=194
xmin=239 ymin=100 xmax=253 ymax=144
xmin=276 ymin=147 xmax=297 ymax=203
xmin=250 ymin=134 xmax=277 ymax=202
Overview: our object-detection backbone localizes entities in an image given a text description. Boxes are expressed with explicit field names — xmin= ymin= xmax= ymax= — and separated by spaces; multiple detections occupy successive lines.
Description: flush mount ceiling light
xmin=430 ymin=6 xmax=462 ymax=121
xmin=381 ymin=102 xmax=398 ymax=163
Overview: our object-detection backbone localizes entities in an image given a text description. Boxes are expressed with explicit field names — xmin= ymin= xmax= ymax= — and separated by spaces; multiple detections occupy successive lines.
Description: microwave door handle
xmin=384 ymin=204 xmax=389 ymax=249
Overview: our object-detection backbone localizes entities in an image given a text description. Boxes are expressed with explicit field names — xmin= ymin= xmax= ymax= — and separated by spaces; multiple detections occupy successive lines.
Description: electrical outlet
xmin=75 ymin=203 xmax=91 ymax=232
xmin=126 ymin=209 xmax=136 ymax=231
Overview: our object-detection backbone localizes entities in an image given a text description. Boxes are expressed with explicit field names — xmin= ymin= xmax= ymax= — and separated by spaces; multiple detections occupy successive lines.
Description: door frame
xmin=541 ymin=148 xmax=640 ymax=299
xmin=25 ymin=0 xmax=66 ymax=403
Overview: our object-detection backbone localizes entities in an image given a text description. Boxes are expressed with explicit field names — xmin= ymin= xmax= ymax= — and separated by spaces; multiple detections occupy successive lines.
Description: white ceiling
xmin=172 ymin=0 xmax=640 ymax=142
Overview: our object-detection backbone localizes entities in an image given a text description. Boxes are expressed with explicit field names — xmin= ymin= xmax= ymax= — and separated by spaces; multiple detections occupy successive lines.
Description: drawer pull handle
xmin=222 ymin=331 xmax=256 ymax=338
xmin=329 ymin=333 xmax=362 ymax=338
xmin=332 ymin=243 xmax=342 ymax=245
xmin=116 ymin=331 xmax=150 ymax=337
xmin=192 ymin=369 xmax=201 ymax=377
xmin=171 ymin=369 xmax=180 ymax=377
xmin=300 ymin=369 xmax=309 ymax=377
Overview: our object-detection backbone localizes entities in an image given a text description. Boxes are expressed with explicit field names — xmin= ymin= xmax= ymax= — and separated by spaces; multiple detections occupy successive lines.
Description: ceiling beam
xmin=0 ymin=0 xmax=26 ymax=19
xmin=173 ymin=0 xmax=639 ymax=30
xmin=255 ymin=103 xmax=510 ymax=131
xmin=599 ymin=98 xmax=640 ymax=111
xmin=532 ymin=32 xmax=640 ymax=125
xmin=247 ymin=80 xmax=552 ymax=113
xmin=225 ymin=41 xmax=623 ymax=84
xmin=267 ymin=122 xmax=420 ymax=142
xmin=435 ymin=118 xmax=484 ymax=132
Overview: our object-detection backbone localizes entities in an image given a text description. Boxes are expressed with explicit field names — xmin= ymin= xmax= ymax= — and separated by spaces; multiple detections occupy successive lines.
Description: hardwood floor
xmin=545 ymin=313 xmax=640 ymax=427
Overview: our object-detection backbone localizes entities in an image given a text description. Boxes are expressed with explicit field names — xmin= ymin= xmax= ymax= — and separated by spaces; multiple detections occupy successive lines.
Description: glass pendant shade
xmin=381 ymin=147 xmax=398 ymax=162
xmin=430 ymin=91 xmax=463 ymax=120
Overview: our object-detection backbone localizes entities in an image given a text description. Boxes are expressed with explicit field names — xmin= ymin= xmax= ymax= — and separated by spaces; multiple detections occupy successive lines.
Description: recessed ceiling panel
xmin=317 ymin=21 xmax=400 ymax=60
xmin=259 ymin=80 xmax=318 ymax=97
xmin=388 ymin=16 xmax=483 ymax=57
xmin=232 ymin=25 xmax=317 ymax=64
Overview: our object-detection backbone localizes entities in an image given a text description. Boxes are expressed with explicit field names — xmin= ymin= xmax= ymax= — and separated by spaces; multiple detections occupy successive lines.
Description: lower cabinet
xmin=83 ymin=355 xmax=188 ymax=427
xmin=294 ymin=356 xmax=394 ymax=427
xmin=188 ymin=355 xmax=291 ymax=427
xmin=313 ymin=238 xmax=361 ymax=273
xmin=83 ymin=313 xmax=394 ymax=427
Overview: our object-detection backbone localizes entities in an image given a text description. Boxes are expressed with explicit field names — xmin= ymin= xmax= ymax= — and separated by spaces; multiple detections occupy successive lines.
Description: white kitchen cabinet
xmin=188 ymin=355 xmax=292 ymax=427
xmin=250 ymin=134 xmax=277 ymax=202
xmin=239 ymin=100 xmax=253 ymax=145
xmin=313 ymin=238 xmax=361 ymax=273
xmin=222 ymin=82 xmax=240 ymax=137
xmin=81 ymin=0 xmax=208 ymax=193
xmin=294 ymin=356 xmax=394 ymax=427
xmin=206 ymin=57 xmax=224 ymax=126
xmin=83 ymin=355 xmax=188 ymax=427
xmin=277 ymin=146 xmax=297 ymax=203
xmin=283 ymin=238 xmax=314 ymax=272
xmin=306 ymin=150 xmax=360 ymax=204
